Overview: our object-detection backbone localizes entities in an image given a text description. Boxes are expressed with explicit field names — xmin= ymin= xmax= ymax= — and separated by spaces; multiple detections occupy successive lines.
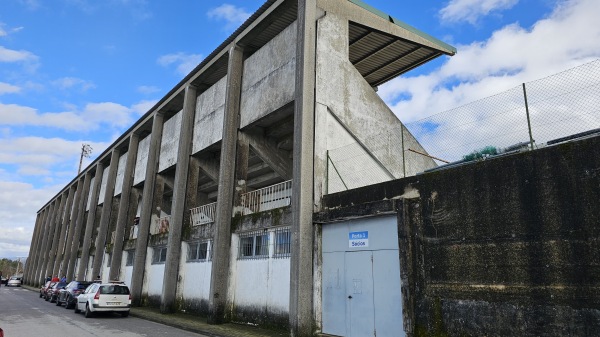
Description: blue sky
xmin=1 ymin=0 xmax=599 ymax=259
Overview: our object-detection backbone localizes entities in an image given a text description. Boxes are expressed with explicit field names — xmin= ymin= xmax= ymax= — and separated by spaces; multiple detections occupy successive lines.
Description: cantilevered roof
xmin=346 ymin=0 xmax=457 ymax=86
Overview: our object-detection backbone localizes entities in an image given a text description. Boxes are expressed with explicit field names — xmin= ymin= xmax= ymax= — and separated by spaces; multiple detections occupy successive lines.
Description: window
xmin=187 ymin=241 xmax=210 ymax=262
xmin=152 ymin=246 xmax=167 ymax=264
xmin=125 ymin=250 xmax=135 ymax=266
xmin=238 ymin=231 xmax=269 ymax=259
xmin=274 ymin=227 xmax=291 ymax=258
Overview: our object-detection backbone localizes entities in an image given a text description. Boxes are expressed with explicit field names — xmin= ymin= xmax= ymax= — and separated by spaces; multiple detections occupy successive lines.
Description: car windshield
xmin=99 ymin=285 xmax=130 ymax=295
xmin=77 ymin=283 xmax=91 ymax=289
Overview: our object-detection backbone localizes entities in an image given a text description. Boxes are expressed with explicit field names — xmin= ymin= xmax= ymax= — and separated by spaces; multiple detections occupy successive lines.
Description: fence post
xmin=522 ymin=83 xmax=535 ymax=150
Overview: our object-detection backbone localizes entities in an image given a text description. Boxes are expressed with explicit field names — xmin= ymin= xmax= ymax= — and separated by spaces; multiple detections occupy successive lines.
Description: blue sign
xmin=349 ymin=231 xmax=369 ymax=248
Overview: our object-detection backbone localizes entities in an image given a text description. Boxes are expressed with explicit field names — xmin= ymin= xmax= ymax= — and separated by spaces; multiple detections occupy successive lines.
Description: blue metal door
xmin=345 ymin=251 xmax=375 ymax=337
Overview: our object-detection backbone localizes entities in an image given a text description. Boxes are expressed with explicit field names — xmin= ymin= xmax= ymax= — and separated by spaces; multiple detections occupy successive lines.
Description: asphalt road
xmin=0 ymin=285 xmax=208 ymax=337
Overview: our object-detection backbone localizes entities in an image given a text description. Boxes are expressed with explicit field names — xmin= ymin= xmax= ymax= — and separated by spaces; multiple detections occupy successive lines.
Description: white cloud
xmin=157 ymin=52 xmax=203 ymax=76
xmin=207 ymin=4 xmax=251 ymax=30
xmin=0 ymin=45 xmax=37 ymax=63
xmin=137 ymin=85 xmax=160 ymax=95
xmin=0 ymin=82 xmax=21 ymax=95
xmin=51 ymin=77 xmax=95 ymax=92
xmin=440 ymin=0 xmax=519 ymax=24
xmin=131 ymin=99 xmax=158 ymax=116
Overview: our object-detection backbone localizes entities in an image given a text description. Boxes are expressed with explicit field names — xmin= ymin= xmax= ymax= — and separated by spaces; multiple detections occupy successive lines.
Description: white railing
xmin=190 ymin=202 xmax=217 ymax=226
xmin=151 ymin=215 xmax=171 ymax=235
xmin=239 ymin=180 xmax=292 ymax=215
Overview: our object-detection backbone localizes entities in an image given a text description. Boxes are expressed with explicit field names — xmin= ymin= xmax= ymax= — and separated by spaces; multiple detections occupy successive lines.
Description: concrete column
xmin=77 ymin=163 xmax=105 ymax=281
xmin=208 ymin=44 xmax=244 ymax=324
xmin=92 ymin=149 xmax=121 ymax=278
xmin=131 ymin=112 xmax=165 ymax=305
xmin=66 ymin=172 xmax=92 ymax=281
xmin=24 ymin=212 xmax=43 ymax=285
xmin=161 ymin=85 xmax=197 ymax=313
xmin=31 ymin=207 xmax=51 ymax=285
xmin=40 ymin=201 xmax=59 ymax=282
xmin=234 ymin=136 xmax=250 ymax=207
xmin=53 ymin=185 xmax=76 ymax=277
xmin=290 ymin=0 xmax=317 ymax=335
xmin=61 ymin=177 xmax=83 ymax=280
xmin=109 ymin=133 xmax=140 ymax=280
xmin=45 ymin=193 xmax=67 ymax=280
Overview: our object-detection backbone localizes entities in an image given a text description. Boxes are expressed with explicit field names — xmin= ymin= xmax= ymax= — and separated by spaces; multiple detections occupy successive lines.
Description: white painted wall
xmin=97 ymin=164 xmax=110 ymax=205
xmin=134 ymin=135 xmax=151 ymax=185
xmin=100 ymin=251 xmax=110 ymax=281
xmin=158 ymin=111 xmax=182 ymax=173
xmin=85 ymin=177 xmax=95 ymax=211
xmin=114 ymin=152 xmax=128 ymax=196
xmin=192 ymin=77 xmax=227 ymax=154
xmin=179 ymin=242 xmax=212 ymax=303
xmin=240 ymin=21 xmax=297 ymax=128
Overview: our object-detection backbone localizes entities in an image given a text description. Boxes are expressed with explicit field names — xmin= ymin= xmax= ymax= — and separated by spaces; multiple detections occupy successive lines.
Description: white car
xmin=6 ymin=276 xmax=22 ymax=287
xmin=75 ymin=282 xmax=131 ymax=318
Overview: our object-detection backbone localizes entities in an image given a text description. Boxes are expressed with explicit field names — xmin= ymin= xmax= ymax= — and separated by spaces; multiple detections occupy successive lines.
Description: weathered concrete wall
xmin=97 ymin=164 xmax=110 ymax=205
xmin=321 ymin=135 xmax=600 ymax=337
xmin=159 ymin=111 xmax=182 ymax=173
xmin=85 ymin=177 xmax=95 ymax=211
xmin=192 ymin=76 xmax=227 ymax=154
xmin=114 ymin=152 xmax=128 ymax=196
xmin=240 ymin=21 xmax=297 ymax=128
xmin=133 ymin=135 xmax=151 ymax=185
xmin=314 ymin=13 xmax=435 ymax=196
xmin=179 ymin=241 xmax=212 ymax=314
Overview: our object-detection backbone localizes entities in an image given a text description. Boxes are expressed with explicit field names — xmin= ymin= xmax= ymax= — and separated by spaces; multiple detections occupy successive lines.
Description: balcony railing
xmin=190 ymin=202 xmax=217 ymax=226
xmin=151 ymin=215 xmax=171 ymax=235
xmin=239 ymin=180 xmax=292 ymax=215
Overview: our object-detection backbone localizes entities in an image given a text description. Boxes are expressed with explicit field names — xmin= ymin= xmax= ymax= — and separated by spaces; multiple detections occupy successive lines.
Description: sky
xmin=1 ymin=0 xmax=599 ymax=259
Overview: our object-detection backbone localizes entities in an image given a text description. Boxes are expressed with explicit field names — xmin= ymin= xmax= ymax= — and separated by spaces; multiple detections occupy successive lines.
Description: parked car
xmin=75 ymin=281 xmax=131 ymax=318
xmin=40 ymin=281 xmax=56 ymax=298
xmin=46 ymin=281 xmax=67 ymax=302
xmin=56 ymin=281 xmax=95 ymax=309
xmin=6 ymin=276 xmax=22 ymax=287
xmin=1 ymin=276 xmax=7 ymax=285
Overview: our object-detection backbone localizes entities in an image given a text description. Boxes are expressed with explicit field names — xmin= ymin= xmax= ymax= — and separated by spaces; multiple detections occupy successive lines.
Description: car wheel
xmin=121 ymin=311 xmax=130 ymax=318
xmin=39 ymin=293 xmax=42 ymax=298
xmin=85 ymin=304 xmax=93 ymax=318
xmin=74 ymin=303 xmax=81 ymax=313
xmin=45 ymin=295 xmax=49 ymax=301
xmin=65 ymin=297 xmax=72 ymax=309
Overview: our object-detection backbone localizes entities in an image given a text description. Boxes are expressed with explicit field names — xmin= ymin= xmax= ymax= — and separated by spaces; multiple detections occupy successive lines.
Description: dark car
xmin=46 ymin=281 xmax=67 ymax=302
xmin=40 ymin=281 xmax=56 ymax=298
xmin=56 ymin=281 xmax=94 ymax=309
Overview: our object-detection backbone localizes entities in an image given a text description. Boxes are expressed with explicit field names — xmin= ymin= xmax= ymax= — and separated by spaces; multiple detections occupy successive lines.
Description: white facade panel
xmin=192 ymin=77 xmax=227 ymax=154
xmin=113 ymin=152 xmax=128 ymax=196
xmin=180 ymin=242 xmax=212 ymax=302
xmin=85 ymin=177 xmax=95 ymax=211
xmin=240 ymin=21 xmax=297 ymax=128
xmin=97 ymin=165 xmax=110 ymax=205
xmin=158 ymin=111 xmax=182 ymax=172
xmin=133 ymin=135 xmax=151 ymax=185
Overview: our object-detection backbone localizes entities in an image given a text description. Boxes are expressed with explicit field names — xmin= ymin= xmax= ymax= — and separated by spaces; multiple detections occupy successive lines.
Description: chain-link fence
xmin=327 ymin=59 xmax=600 ymax=193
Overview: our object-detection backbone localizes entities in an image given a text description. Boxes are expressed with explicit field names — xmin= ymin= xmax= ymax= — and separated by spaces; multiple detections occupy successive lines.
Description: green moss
xmin=270 ymin=208 xmax=282 ymax=226
xmin=231 ymin=213 xmax=243 ymax=231
xmin=415 ymin=297 xmax=449 ymax=337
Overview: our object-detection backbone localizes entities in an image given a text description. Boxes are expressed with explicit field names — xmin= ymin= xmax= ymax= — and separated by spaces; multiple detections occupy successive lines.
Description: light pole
xmin=78 ymin=144 xmax=93 ymax=174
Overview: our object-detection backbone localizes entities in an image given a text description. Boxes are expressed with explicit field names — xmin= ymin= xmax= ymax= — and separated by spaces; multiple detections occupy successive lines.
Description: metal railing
xmin=239 ymin=180 xmax=292 ymax=215
xmin=190 ymin=202 xmax=217 ymax=226
xmin=151 ymin=215 xmax=171 ymax=235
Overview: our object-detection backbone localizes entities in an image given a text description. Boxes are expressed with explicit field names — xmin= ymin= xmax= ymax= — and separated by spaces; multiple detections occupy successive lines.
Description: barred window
xmin=126 ymin=250 xmax=135 ymax=266
xmin=238 ymin=231 xmax=269 ymax=259
xmin=274 ymin=227 xmax=291 ymax=258
xmin=187 ymin=241 xmax=210 ymax=262
xmin=152 ymin=246 xmax=167 ymax=264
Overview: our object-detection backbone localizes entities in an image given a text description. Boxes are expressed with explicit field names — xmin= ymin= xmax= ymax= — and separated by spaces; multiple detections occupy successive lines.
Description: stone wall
xmin=320 ymin=135 xmax=600 ymax=336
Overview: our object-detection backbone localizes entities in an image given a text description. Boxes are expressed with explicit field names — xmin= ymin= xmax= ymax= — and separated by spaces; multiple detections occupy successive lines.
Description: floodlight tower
xmin=78 ymin=144 xmax=93 ymax=174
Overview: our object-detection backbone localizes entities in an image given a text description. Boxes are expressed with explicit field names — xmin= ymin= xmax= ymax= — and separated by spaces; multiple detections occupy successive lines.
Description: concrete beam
xmin=162 ymin=84 xmax=198 ymax=313
xmin=66 ymin=172 xmax=92 ymax=281
xmin=92 ymin=148 xmax=121 ymax=278
xmin=109 ymin=133 xmax=140 ymax=281
xmin=242 ymin=130 xmax=293 ymax=181
xmin=198 ymin=156 xmax=220 ymax=184
xmin=131 ymin=112 xmax=165 ymax=305
xmin=290 ymin=0 xmax=316 ymax=336
xmin=53 ymin=185 xmax=76 ymax=277
xmin=61 ymin=179 xmax=83 ymax=281
xmin=45 ymin=192 xmax=67 ymax=280
xmin=208 ymin=45 xmax=244 ymax=325
xmin=37 ymin=202 xmax=57 ymax=283
xmin=77 ymin=162 xmax=105 ymax=281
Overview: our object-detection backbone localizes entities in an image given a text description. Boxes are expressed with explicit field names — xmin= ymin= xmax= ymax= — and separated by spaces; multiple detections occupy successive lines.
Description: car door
xmin=78 ymin=284 xmax=97 ymax=310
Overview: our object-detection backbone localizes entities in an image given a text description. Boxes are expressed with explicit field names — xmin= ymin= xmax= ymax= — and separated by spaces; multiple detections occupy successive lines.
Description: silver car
xmin=75 ymin=282 xmax=131 ymax=318
xmin=6 ymin=276 xmax=22 ymax=287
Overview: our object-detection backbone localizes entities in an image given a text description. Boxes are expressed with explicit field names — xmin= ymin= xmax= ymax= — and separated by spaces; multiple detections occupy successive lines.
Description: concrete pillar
xmin=53 ymin=184 xmax=76 ymax=277
xmin=161 ymin=85 xmax=197 ymax=313
xmin=109 ymin=133 xmax=140 ymax=280
xmin=45 ymin=193 xmax=67 ymax=280
xmin=24 ymin=212 xmax=43 ymax=285
xmin=40 ymin=201 xmax=59 ymax=282
xmin=31 ymin=207 xmax=51 ymax=285
xmin=208 ymin=44 xmax=244 ymax=324
xmin=66 ymin=172 xmax=92 ymax=281
xmin=61 ymin=177 xmax=83 ymax=281
xmin=77 ymin=163 xmax=105 ymax=281
xmin=92 ymin=149 xmax=121 ymax=278
xmin=131 ymin=112 xmax=165 ymax=305
xmin=290 ymin=0 xmax=317 ymax=335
